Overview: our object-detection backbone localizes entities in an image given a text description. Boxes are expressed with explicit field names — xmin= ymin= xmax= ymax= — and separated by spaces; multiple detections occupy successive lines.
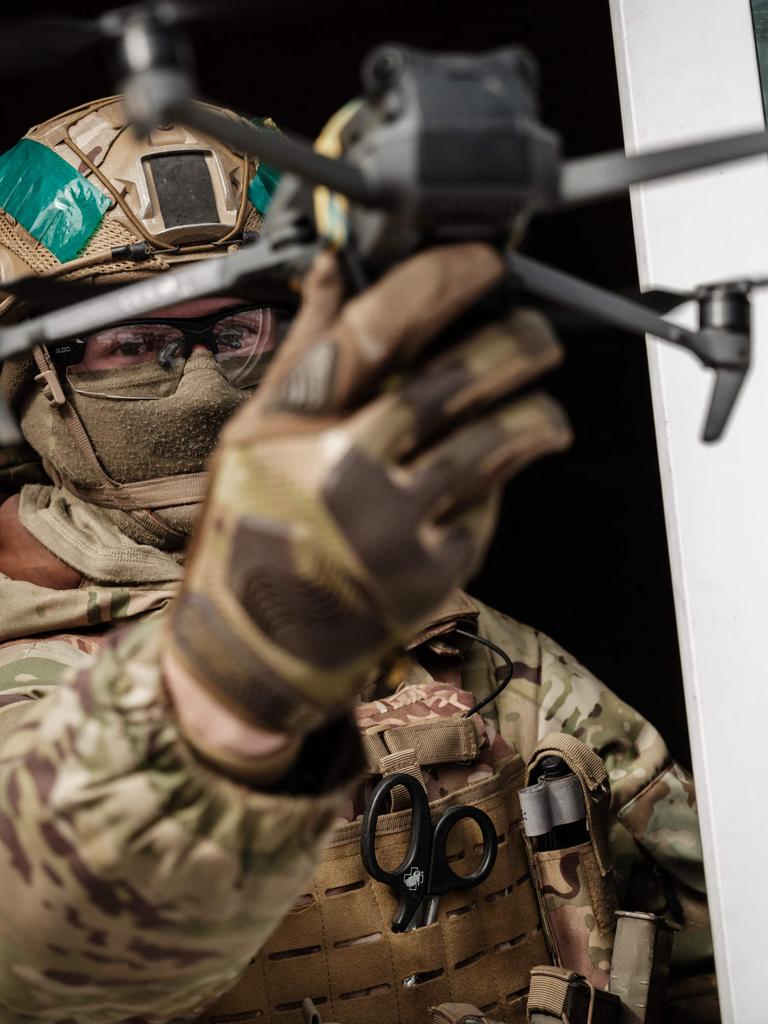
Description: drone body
xmin=336 ymin=45 xmax=559 ymax=266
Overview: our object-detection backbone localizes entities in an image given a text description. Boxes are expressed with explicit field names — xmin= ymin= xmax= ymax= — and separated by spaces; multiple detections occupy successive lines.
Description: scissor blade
xmin=404 ymin=905 xmax=425 ymax=931
xmin=422 ymin=895 xmax=440 ymax=927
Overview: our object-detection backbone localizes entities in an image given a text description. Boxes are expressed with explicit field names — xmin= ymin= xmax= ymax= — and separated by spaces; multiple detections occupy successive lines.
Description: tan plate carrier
xmin=200 ymin=739 xmax=551 ymax=1024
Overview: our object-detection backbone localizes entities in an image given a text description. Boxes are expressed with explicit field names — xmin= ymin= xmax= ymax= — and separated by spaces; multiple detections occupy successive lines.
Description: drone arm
xmin=508 ymin=252 xmax=696 ymax=349
xmin=560 ymin=128 xmax=768 ymax=206
xmin=168 ymin=99 xmax=382 ymax=208
xmin=0 ymin=237 xmax=311 ymax=362
xmin=508 ymin=253 xmax=749 ymax=441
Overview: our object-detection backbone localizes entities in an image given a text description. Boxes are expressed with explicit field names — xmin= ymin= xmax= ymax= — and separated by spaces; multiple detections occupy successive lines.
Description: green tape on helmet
xmin=0 ymin=138 xmax=111 ymax=263
xmin=248 ymin=163 xmax=281 ymax=216
xmin=247 ymin=118 xmax=282 ymax=216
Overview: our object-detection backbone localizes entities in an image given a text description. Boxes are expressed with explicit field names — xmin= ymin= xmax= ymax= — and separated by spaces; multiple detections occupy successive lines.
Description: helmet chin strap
xmin=31 ymin=345 xmax=208 ymax=543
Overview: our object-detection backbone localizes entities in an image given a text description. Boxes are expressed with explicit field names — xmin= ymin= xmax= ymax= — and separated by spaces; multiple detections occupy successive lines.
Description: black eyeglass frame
xmin=46 ymin=303 xmax=295 ymax=370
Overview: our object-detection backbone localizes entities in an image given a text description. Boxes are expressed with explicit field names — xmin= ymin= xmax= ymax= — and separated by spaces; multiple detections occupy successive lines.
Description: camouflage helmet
xmin=0 ymin=95 xmax=280 ymax=533
xmin=0 ymin=94 xmax=275 ymax=306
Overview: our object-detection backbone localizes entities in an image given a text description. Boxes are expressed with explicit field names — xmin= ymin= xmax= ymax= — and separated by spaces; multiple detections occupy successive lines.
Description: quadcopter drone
xmin=0 ymin=0 xmax=763 ymax=446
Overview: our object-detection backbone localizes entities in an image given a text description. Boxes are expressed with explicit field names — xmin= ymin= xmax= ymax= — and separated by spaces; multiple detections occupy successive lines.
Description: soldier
xmin=0 ymin=97 xmax=716 ymax=1023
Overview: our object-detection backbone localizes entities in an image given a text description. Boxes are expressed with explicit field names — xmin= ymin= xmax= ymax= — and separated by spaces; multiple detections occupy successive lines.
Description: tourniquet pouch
xmin=198 ymin=683 xmax=551 ymax=1024
xmin=523 ymin=736 xmax=618 ymax=992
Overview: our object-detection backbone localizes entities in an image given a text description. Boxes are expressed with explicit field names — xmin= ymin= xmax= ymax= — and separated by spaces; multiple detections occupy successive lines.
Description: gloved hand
xmin=166 ymin=244 xmax=571 ymax=744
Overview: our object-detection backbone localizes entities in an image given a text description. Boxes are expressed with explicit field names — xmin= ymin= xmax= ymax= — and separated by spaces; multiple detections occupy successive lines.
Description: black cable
xmin=454 ymin=627 xmax=514 ymax=719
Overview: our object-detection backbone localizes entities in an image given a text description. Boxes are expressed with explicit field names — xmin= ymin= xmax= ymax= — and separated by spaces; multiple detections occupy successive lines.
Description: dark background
xmin=1 ymin=0 xmax=691 ymax=765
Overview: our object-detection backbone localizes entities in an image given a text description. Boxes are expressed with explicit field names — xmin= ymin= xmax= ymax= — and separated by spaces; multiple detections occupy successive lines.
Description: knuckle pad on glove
xmin=409 ymin=392 xmax=571 ymax=518
xmin=438 ymin=495 xmax=499 ymax=577
xmin=390 ymin=307 xmax=563 ymax=454
xmin=321 ymin=444 xmax=461 ymax=622
xmin=439 ymin=494 xmax=500 ymax=580
xmin=483 ymin=393 xmax=572 ymax=482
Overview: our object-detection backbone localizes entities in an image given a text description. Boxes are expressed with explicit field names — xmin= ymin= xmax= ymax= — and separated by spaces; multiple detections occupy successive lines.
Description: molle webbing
xmin=197 ymin=754 xmax=550 ymax=1024
xmin=363 ymin=717 xmax=480 ymax=811
xmin=362 ymin=718 xmax=479 ymax=774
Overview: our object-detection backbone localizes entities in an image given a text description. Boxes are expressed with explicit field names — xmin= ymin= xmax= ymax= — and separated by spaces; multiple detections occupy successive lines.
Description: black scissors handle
xmin=361 ymin=772 xmax=431 ymax=933
xmin=361 ymin=772 xmax=498 ymax=933
xmin=429 ymin=803 xmax=497 ymax=895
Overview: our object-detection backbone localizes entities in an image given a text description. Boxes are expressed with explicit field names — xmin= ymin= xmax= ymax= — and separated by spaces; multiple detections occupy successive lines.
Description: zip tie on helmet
xmin=110 ymin=242 xmax=154 ymax=262
xmin=109 ymin=241 xmax=191 ymax=262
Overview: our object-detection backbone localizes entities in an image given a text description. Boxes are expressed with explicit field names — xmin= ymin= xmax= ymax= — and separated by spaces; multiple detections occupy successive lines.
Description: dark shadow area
xmin=0 ymin=0 xmax=691 ymax=766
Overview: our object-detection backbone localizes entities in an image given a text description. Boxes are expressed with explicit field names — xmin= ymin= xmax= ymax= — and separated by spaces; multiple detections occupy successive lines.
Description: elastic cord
xmin=455 ymin=627 xmax=514 ymax=718
xmin=214 ymin=152 xmax=254 ymax=245
xmin=64 ymin=127 xmax=169 ymax=250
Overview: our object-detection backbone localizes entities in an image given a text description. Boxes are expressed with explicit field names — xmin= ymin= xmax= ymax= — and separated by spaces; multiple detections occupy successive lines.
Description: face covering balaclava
xmin=0 ymin=94 xmax=279 ymax=552
xmin=19 ymin=350 xmax=245 ymax=548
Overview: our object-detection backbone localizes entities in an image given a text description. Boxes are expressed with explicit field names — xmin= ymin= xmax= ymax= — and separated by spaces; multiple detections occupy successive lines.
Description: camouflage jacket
xmin=0 ymin=534 xmax=716 ymax=1021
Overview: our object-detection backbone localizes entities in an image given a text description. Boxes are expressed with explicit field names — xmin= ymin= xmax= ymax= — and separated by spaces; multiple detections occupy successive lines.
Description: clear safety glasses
xmin=48 ymin=304 xmax=294 ymax=400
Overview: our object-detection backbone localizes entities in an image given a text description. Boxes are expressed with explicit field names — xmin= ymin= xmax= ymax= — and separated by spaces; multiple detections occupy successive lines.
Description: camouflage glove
xmin=167 ymin=244 xmax=571 ymax=739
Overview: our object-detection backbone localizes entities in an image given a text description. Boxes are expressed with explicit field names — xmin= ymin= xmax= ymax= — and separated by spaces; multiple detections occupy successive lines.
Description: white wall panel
xmin=609 ymin=3 xmax=768 ymax=1020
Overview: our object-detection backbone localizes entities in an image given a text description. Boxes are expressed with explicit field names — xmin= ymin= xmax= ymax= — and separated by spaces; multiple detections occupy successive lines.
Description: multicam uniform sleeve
xmin=460 ymin=599 xmax=717 ymax=1010
xmin=0 ymin=619 xmax=358 ymax=1024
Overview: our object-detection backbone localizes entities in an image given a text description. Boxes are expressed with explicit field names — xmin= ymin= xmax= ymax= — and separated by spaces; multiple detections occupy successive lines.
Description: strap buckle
xmin=34 ymin=368 xmax=67 ymax=406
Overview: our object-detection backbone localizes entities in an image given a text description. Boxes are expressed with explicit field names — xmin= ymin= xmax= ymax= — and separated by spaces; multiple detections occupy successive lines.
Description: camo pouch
xmin=522 ymin=735 xmax=618 ymax=991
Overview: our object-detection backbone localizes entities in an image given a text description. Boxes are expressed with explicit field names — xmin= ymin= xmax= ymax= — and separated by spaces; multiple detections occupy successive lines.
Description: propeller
xmin=636 ymin=277 xmax=768 ymax=313
xmin=0 ymin=0 xmax=320 ymax=76
xmin=0 ymin=18 xmax=105 ymax=73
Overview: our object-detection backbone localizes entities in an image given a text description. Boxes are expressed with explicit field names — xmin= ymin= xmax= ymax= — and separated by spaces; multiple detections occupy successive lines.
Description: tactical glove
xmin=167 ymin=244 xmax=571 ymax=742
